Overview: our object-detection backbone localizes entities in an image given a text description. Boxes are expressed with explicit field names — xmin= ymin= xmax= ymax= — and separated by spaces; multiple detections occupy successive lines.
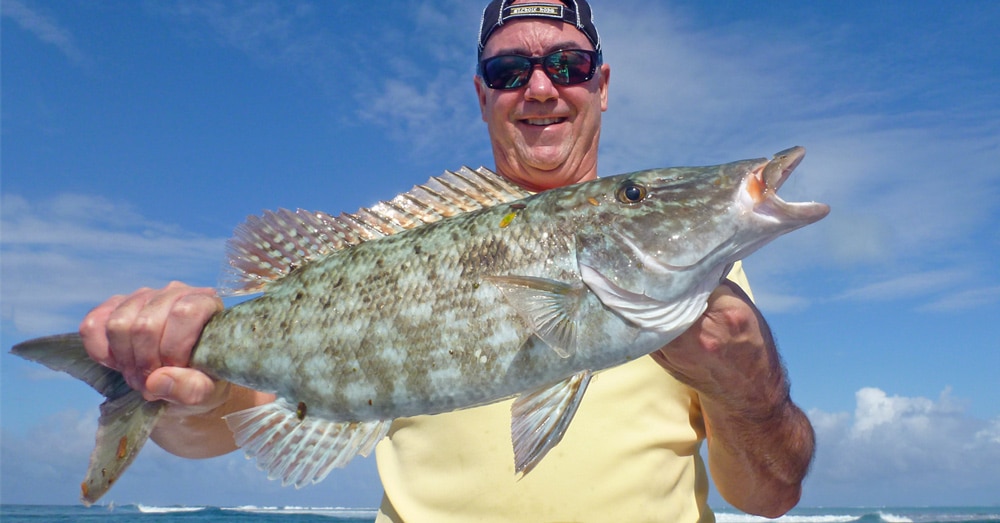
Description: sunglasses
xmin=478 ymin=49 xmax=601 ymax=90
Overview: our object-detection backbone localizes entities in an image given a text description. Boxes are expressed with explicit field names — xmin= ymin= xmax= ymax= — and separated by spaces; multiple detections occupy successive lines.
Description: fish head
xmin=577 ymin=146 xmax=830 ymax=300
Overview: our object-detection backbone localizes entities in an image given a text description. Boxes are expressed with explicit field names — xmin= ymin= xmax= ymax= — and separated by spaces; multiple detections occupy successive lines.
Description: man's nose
xmin=523 ymin=66 xmax=558 ymax=102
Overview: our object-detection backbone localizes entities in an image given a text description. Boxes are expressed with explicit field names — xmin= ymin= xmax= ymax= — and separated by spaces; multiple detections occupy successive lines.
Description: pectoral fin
xmin=486 ymin=275 xmax=587 ymax=358
xmin=580 ymin=263 xmax=710 ymax=335
xmin=224 ymin=400 xmax=390 ymax=488
xmin=510 ymin=370 xmax=592 ymax=475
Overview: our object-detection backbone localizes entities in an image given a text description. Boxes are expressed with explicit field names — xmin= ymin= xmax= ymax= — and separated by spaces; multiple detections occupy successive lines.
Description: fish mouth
xmin=748 ymin=146 xmax=830 ymax=224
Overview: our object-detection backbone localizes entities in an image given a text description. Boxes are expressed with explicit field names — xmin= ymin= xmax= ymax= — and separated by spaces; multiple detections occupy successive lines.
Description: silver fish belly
xmin=10 ymin=147 xmax=829 ymax=504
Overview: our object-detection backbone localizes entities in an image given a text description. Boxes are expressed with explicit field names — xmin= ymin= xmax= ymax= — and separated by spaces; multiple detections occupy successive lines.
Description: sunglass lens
xmin=483 ymin=55 xmax=532 ymax=89
xmin=544 ymin=50 xmax=594 ymax=85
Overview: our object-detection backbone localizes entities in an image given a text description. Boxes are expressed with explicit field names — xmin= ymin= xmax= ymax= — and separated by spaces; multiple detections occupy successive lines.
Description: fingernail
xmin=125 ymin=373 xmax=141 ymax=391
xmin=148 ymin=375 xmax=175 ymax=399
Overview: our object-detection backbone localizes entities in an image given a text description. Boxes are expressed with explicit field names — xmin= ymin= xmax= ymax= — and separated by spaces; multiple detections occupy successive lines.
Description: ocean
xmin=713 ymin=507 xmax=1000 ymax=523
xmin=0 ymin=505 xmax=376 ymax=522
xmin=1 ymin=505 xmax=999 ymax=522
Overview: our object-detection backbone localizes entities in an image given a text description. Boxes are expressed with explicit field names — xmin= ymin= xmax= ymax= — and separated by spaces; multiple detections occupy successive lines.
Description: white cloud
xmin=1 ymin=193 xmax=225 ymax=336
xmin=598 ymin=4 xmax=811 ymax=169
xmin=818 ymin=267 xmax=1000 ymax=313
xmin=834 ymin=270 xmax=971 ymax=302
xmin=805 ymin=387 xmax=1000 ymax=505
xmin=973 ymin=418 xmax=1000 ymax=446
xmin=850 ymin=387 xmax=957 ymax=437
xmin=149 ymin=1 xmax=488 ymax=162
xmin=160 ymin=0 xmax=316 ymax=62
xmin=0 ymin=408 xmax=98 ymax=504
xmin=1 ymin=0 xmax=90 ymax=66
xmin=751 ymin=292 xmax=811 ymax=315
xmin=357 ymin=74 xmax=483 ymax=155
xmin=349 ymin=1 xmax=486 ymax=159
xmin=919 ymin=285 xmax=1000 ymax=313
xmin=149 ymin=0 xmax=356 ymax=106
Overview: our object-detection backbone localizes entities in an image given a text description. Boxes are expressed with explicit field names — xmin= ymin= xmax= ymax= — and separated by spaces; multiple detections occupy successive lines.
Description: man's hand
xmin=652 ymin=279 xmax=814 ymax=517
xmin=651 ymin=280 xmax=787 ymax=415
xmin=79 ymin=281 xmax=274 ymax=458
xmin=79 ymin=281 xmax=226 ymax=411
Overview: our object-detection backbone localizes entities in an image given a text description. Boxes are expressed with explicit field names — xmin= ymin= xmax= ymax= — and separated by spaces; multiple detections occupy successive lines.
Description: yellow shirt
xmin=374 ymin=263 xmax=752 ymax=522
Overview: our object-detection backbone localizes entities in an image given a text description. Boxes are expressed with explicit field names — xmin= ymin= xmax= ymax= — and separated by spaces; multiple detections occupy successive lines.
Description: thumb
xmin=144 ymin=367 xmax=226 ymax=410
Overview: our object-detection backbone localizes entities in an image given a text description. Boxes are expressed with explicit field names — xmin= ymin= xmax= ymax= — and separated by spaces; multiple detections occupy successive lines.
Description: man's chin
xmin=509 ymin=164 xmax=580 ymax=192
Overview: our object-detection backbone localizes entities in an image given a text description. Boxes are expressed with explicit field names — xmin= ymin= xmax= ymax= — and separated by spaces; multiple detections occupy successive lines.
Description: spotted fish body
xmin=10 ymin=147 xmax=829 ymax=505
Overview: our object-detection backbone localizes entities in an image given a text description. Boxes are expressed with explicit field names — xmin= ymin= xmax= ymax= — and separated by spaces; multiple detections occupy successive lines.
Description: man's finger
xmin=144 ymin=367 xmax=221 ymax=408
xmin=159 ymin=289 xmax=223 ymax=367
xmin=79 ymin=294 xmax=129 ymax=368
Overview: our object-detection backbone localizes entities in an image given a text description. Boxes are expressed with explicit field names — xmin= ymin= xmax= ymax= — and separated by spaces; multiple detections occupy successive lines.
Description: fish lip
xmin=751 ymin=146 xmax=830 ymax=224
xmin=763 ymin=146 xmax=806 ymax=192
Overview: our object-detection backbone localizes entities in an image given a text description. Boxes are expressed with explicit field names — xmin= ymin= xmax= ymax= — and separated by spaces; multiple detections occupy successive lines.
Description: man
xmin=80 ymin=1 xmax=814 ymax=521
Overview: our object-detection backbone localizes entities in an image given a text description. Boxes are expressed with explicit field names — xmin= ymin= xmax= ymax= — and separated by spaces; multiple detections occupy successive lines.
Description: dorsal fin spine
xmin=434 ymin=177 xmax=481 ymax=211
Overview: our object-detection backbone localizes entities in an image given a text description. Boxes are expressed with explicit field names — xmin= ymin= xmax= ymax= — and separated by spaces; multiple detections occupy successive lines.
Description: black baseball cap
xmin=477 ymin=0 xmax=602 ymax=60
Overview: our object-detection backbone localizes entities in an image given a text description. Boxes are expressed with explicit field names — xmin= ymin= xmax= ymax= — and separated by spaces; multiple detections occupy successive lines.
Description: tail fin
xmin=10 ymin=334 xmax=166 ymax=506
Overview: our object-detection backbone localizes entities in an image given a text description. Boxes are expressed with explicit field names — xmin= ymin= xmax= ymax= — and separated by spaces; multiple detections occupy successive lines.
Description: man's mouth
xmin=522 ymin=117 xmax=566 ymax=126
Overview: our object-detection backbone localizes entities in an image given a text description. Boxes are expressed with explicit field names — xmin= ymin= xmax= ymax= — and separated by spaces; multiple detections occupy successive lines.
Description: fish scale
xmin=10 ymin=149 xmax=829 ymax=504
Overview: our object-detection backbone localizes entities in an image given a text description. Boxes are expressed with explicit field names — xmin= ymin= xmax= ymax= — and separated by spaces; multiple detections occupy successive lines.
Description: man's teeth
xmin=525 ymin=117 xmax=563 ymax=126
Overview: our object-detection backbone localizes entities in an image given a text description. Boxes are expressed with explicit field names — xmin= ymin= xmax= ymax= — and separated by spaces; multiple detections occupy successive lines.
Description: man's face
xmin=475 ymin=16 xmax=610 ymax=191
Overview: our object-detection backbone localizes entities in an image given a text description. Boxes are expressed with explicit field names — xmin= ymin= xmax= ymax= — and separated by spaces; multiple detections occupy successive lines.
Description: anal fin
xmin=511 ymin=370 xmax=592 ymax=475
xmin=224 ymin=400 xmax=390 ymax=488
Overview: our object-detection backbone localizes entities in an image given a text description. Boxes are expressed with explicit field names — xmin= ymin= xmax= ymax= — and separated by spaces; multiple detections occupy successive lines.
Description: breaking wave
xmin=136 ymin=504 xmax=207 ymax=513
xmin=715 ymin=512 xmax=916 ymax=523
xmin=221 ymin=505 xmax=379 ymax=518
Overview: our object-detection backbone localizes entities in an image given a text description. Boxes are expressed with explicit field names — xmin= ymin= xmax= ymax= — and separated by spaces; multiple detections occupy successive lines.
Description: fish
xmin=10 ymin=146 xmax=830 ymax=505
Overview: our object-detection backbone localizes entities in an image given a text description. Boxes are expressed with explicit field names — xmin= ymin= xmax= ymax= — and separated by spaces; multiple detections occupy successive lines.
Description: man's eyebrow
xmin=488 ymin=40 xmax=591 ymax=57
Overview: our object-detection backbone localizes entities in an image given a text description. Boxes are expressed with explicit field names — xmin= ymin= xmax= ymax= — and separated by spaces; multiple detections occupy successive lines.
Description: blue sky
xmin=2 ymin=0 xmax=998 ymax=510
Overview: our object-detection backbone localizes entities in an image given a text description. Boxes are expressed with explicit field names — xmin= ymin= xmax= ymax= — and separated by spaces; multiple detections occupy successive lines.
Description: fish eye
xmin=616 ymin=182 xmax=648 ymax=204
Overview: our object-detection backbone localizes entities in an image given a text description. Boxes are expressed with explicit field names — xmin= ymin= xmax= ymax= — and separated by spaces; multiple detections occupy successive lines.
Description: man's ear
xmin=474 ymin=75 xmax=489 ymax=122
xmin=599 ymin=64 xmax=610 ymax=112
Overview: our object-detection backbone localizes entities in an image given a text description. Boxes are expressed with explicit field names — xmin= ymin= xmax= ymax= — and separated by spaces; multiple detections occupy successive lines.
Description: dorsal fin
xmin=220 ymin=166 xmax=532 ymax=296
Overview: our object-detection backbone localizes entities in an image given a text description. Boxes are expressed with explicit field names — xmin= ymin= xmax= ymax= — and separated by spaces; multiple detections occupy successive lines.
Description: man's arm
xmin=652 ymin=280 xmax=814 ymax=518
xmin=79 ymin=281 xmax=275 ymax=459
xmin=151 ymin=380 xmax=275 ymax=458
